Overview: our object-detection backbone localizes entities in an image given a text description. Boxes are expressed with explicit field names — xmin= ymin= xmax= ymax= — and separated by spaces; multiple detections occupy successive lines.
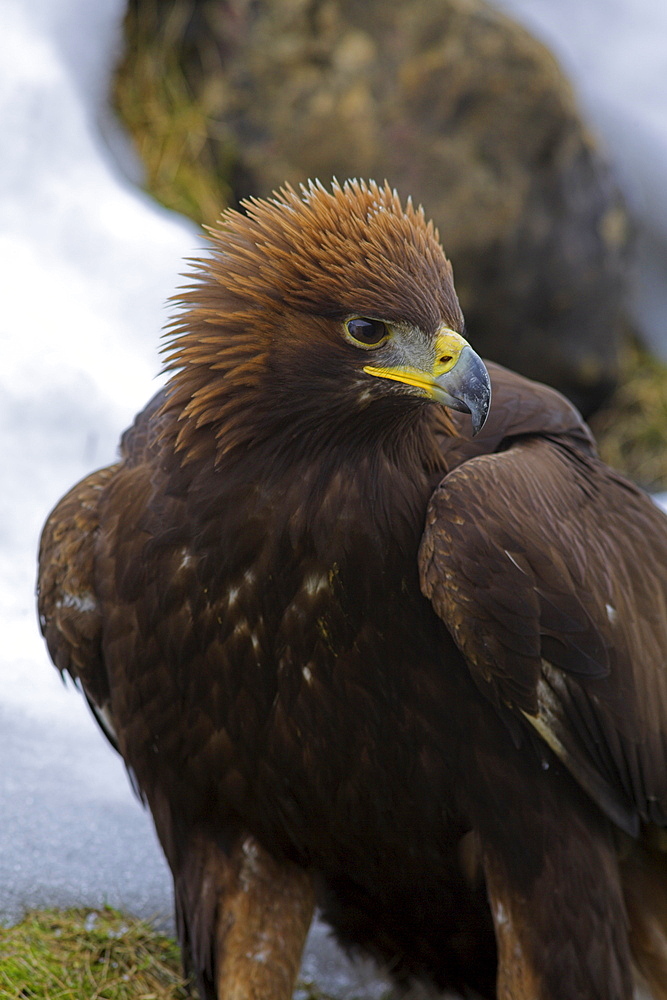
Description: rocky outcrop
xmin=117 ymin=0 xmax=630 ymax=415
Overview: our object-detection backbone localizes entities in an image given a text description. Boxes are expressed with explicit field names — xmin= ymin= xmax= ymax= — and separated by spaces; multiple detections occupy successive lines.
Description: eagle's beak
xmin=363 ymin=328 xmax=491 ymax=435
xmin=431 ymin=329 xmax=491 ymax=435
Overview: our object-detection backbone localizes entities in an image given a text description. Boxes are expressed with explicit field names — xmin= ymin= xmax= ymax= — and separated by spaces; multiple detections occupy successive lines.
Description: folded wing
xmin=421 ymin=369 xmax=667 ymax=836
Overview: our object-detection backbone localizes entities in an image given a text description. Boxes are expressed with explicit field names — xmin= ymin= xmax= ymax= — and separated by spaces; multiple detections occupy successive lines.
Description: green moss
xmin=0 ymin=908 xmax=355 ymax=1000
xmin=590 ymin=340 xmax=667 ymax=492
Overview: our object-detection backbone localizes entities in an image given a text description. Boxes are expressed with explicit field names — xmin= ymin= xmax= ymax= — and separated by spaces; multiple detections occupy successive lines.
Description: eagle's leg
xmin=212 ymin=834 xmax=316 ymax=1000
xmin=459 ymin=735 xmax=637 ymax=1000
xmin=480 ymin=806 xmax=634 ymax=1000
xmin=621 ymin=843 xmax=667 ymax=999
xmin=171 ymin=827 xmax=315 ymax=1000
xmin=482 ymin=852 xmax=543 ymax=1000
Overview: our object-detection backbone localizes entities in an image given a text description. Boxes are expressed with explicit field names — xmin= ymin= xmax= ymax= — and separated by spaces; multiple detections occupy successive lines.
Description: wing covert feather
xmin=419 ymin=436 xmax=667 ymax=832
xmin=36 ymin=390 xmax=169 ymax=735
xmin=37 ymin=465 xmax=116 ymax=709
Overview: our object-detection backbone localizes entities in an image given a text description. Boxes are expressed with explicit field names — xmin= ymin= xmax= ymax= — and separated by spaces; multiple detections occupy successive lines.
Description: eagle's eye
xmin=345 ymin=317 xmax=389 ymax=349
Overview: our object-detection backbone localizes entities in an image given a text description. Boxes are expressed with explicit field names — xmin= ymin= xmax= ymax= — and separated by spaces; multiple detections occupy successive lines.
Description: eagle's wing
xmin=37 ymin=462 xmax=118 ymax=745
xmin=420 ymin=371 xmax=667 ymax=836
xmin=36 ymin=388 xmax=170 ymax=748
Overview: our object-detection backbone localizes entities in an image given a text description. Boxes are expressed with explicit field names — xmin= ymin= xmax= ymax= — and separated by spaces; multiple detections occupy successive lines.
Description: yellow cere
xmin=433 ymin=328 xmax=467 ymax=375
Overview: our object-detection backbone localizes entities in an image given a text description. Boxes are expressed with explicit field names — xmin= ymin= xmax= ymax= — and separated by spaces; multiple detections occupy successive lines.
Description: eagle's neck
xmin=164 ymin=361 xmax=448 ymax=480
xmin=162 ymin=391 xmax=448 ymax=594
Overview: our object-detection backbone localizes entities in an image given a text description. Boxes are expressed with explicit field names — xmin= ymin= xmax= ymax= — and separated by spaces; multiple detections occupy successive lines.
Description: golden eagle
xmin=38 ymin=180 xmax=667 ymax=1000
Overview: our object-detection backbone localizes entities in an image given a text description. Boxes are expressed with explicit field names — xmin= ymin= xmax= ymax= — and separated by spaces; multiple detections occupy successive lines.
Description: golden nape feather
xmin=38 ymin=179 xmax=667 ymax=1000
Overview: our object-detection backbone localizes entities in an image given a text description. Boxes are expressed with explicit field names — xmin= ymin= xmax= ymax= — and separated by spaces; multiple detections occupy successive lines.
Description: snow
xmin=0 ymin=0 xmax=197 ymax=701
xmin=0 ymin=0 xmax=196 ymax=933
xmin=0 ymin=0 xmax=666 ymax=993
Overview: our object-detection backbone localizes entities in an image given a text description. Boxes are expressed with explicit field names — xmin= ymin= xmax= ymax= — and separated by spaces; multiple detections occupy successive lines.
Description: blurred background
xmin=1 ymin=0 xmax=666 ymax=995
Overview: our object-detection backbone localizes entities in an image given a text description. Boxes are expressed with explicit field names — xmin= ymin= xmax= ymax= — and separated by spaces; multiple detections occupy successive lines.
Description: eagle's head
xmin=164 ymin=179 xmax=490 ymax=463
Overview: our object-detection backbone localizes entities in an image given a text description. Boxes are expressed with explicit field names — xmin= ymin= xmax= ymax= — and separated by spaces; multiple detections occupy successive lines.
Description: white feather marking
xmin=503 ymin=549 xmax=527 ymax=574
xmin=57 ymin=591 xmax=97 ymax=614
xmin=233 ymin=618 xmax=250 ymax=638
xmin=494 ymin=899 xmax=525 ymax=964
xmin=239 ymin=836 xmax=263 ymax=889
xmin=303 ymin=574 xmax=329 ymax=598
xmin=606 ymin=603 xmax=617 ymax=624
xmin=178 ymin=548 xmax=194 ymax=571
xmin=96 ymin=703 xmax=118 ymax=743
xmin=302 ymin=665 xmax=313 ymax=684
xmin=245 ymin=949 xmax=270 ymax=963
xmin=494 ymin=900 xmax=509 ymax=928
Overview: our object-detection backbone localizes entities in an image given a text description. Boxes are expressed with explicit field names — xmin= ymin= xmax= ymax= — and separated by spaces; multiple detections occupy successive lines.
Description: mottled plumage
xmin=38 ymin=180 xmax=667 ymax=1000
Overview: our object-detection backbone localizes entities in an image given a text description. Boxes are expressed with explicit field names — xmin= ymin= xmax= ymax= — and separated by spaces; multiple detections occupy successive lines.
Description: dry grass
xmin=112 ymin=0 xmax=233 ymax=225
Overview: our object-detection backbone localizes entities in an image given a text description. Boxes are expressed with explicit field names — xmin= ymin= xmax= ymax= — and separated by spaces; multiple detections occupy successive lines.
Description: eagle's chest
xmin=196 ymin=494 xmax=463 ymax=849
xmin=213 ymin=530 xmax=436 ymax=716
xmin=134 ymin=456 xmax=467 ymax=854
xmin=198 ymin=462 xmax=437 ymax=691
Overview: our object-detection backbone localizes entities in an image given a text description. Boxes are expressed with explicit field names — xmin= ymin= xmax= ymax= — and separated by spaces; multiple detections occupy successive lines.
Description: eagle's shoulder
xmin=119 ymin=386 xmax=173 ymax=466
xmin=434 ymin=361 xmax=596 ymax=470
xmin=36 ymin=389 xmax=175 ymax=744
xmin=37 ymin=462 xmax=117 ymax=722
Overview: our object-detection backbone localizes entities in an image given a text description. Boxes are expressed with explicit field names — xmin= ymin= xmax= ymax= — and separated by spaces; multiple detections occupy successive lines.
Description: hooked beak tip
xmin=435 ymin=344 xmax=491 ymax=436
